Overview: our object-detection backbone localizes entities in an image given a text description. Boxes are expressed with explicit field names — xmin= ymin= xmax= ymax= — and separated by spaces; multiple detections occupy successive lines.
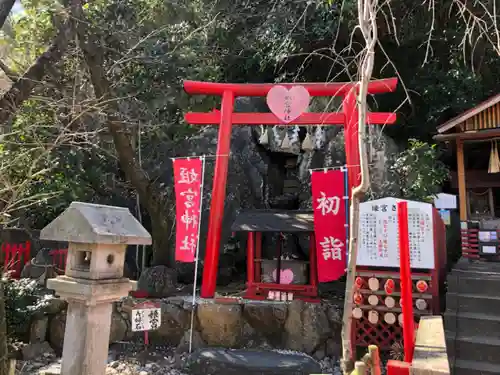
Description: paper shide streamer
xmin=302 ymin=127 xmax=314 ymax=151
xmin=259 ymin=125 xmax=269 ymax=145
xmin=314 ymin=126 xmax=325 ymax=149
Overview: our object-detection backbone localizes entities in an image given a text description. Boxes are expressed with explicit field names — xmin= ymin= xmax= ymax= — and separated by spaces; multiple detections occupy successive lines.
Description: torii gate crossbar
xmin=183 ymin=78 xmax=398 ymax=298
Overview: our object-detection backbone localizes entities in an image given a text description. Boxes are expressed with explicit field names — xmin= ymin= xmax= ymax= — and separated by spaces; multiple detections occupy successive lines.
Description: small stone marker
xmin=41 ymin=202 xmax=152 ymax=375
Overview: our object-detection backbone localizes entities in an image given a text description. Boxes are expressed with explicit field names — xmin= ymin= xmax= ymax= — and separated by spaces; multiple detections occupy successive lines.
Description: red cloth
xmin=311 ymin=169 xmax=347 ymax=282
xmin=173 ymin=158 xmax=203 ymax=262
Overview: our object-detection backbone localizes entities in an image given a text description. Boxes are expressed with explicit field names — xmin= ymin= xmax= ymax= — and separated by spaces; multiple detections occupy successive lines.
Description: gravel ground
xmin=17 ymin=342 xmax=189 ymax=375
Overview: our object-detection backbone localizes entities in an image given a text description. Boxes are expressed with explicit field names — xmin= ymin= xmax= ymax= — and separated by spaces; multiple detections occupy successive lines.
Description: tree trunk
xmin=341 ymin=0 xmax=379 ymax=373
xmin=150 ymin=208 xmax=175 ymax=267
xmin=0 ymin=0 xmax=15 ymax=29
xmin=72 ymin=0 xmax=173 ymax=267
xmin=0 ymin=276 xmax=8 ymax=375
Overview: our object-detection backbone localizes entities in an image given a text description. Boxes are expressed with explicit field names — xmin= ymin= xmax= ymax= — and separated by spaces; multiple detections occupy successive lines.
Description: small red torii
xmin=183 ymin=79 xmax=398 ymax=298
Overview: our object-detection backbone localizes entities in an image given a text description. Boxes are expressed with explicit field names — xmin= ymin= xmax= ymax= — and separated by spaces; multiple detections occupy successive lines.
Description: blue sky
xmin=12 ymin=1 xmax=23 ymax=14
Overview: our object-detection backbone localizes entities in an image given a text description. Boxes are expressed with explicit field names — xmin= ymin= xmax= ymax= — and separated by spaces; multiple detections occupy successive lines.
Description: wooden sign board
xmin=433 ymin=193 xmax=457 ymax=209
xmin=131 ymin=302 xmax=161 ymax=332
xmin=357 ymin=197 xmax=435 ymax=269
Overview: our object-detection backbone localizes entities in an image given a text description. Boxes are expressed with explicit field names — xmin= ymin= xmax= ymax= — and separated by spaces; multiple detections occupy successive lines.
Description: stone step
xmin=446 ymin=272 xmax=500 ymax=296
xmin=446 ymin=333 xmax=500 ymax=365
xmin=444 ymin=311 xmax=500 ymax=338
xmin=451 ymin=359 xmax=500 ymax=375
xmin=453 ymin=258 xmax=500 ymax=274
xmin=446 ymin=292 xmax=500 ymax=315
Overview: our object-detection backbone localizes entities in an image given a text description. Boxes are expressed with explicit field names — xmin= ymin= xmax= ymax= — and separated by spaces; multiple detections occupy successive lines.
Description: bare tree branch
xmin=0 ymin=59 xmax=18 ymax=82
xmin=342 ymin=0 xmax=379 ymax=372
xmin=0 ymin=17 xmax=74 ymax=132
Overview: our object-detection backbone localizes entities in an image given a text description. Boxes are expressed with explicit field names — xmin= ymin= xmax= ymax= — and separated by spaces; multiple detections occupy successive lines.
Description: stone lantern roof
xmin=40 ymin=201 xmax=152 ymax=245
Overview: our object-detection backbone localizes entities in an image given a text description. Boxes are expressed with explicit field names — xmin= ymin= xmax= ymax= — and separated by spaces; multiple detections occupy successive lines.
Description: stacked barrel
xmin=352 ymin=270 xmax=436 ymax=350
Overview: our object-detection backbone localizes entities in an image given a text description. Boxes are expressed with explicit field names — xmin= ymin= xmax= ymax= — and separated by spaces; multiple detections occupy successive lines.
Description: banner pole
xmin=343 ymin=165 xmax=349 ymax=264
xmin=189 ymin=155 xmax=206 ymax=353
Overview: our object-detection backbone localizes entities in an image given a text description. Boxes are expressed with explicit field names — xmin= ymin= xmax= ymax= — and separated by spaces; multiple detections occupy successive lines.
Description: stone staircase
xmin=445 ymin=258 xmax=500 ymax=375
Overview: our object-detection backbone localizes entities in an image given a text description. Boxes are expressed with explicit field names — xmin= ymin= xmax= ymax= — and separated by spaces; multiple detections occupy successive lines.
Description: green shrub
xmin=3 ymin=276 xmax=54 ymax=341
xmin=391 ymin=139 xmax=450 ymax=203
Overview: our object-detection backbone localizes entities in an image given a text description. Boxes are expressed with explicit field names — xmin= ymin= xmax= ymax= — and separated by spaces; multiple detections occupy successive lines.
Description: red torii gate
xmin=183 ymin=79 xmax=398 ymax=298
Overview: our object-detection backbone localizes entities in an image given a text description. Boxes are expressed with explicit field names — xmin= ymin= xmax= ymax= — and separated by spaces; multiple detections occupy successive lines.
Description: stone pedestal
xmin=41 ymin=202 xmax=152 ymax=375
xmin=62 ymin=302 xmax=112 ymax=374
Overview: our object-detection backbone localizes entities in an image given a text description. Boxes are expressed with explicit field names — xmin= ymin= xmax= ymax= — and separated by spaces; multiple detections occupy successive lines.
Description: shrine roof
xmin=231 ymin=210 xmax=314 ymax=232
xmin=437 ymin=93 xmax=500 ymax=134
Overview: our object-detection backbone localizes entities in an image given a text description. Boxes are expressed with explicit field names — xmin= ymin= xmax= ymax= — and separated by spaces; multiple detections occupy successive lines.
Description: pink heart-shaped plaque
xmin=272 ymin=268 xmax=294 ymax=285
xmin=266 ymin=86 xmax=310 ymax=123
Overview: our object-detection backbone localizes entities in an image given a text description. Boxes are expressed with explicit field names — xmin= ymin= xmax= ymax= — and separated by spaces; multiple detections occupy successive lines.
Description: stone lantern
xmin=41 ymin=202 xmax=152 ymax=375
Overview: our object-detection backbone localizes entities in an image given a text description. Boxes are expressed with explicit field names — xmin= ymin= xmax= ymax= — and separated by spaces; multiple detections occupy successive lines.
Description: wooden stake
xmin=368 ymin=345 xmax=381 ymax=375
xmin=8 ymin=359 xmax=15 ymax=375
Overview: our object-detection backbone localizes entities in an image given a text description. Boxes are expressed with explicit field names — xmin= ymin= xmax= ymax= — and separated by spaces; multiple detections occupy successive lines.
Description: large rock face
xmin=196 ymin=302 xmax=244 ymax=347
xmin=186 ymin=348 xmax=322 ymax=375
xmin=150 ymin=302 xmax=190 ymax=344
xmin=137 ymin=265 xmax=178 ymax=297
xmin=243 ymin=303 xmax=287 ymax=346
xmin=46 ymin=304 xmax=129 ymax=354
xmin=21 ymin=248 xmax=58 ymax=285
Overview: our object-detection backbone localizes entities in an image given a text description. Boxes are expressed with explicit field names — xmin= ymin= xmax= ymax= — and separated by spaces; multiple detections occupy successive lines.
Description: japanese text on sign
xmin=357 ymin=197 xmax=435 ymax=269
xmin=283 ymin=95 xmax=292 ymax=122
xmin=311 ymin=169 xmax=348 ymax=282
xmin=320 ymin=236 xmax=344 ymax=261
xmin=178 ymin=168 xmax=199 ymax=184
xmin=173 ymin=158 xmax=204 ymax=263
xmin=131 ymin=307 xmax=162 ymax=332
xmin=316 ymin=192 xmax=341 ymax=216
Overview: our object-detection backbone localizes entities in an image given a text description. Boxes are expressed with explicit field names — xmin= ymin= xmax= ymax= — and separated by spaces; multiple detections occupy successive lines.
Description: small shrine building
xmin=435 ymin=93 xmax=500 ymax=374
xmin=434 ymin=93 xmax=500 ymax=259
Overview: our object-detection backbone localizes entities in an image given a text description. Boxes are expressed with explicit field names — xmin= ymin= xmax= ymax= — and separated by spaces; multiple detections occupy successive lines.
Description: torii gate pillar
xmin=183 ymin=79 xmax=398 ymax=298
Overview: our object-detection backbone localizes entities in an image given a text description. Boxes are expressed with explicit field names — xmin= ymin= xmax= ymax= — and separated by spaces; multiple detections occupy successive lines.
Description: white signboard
xmin=434 ymin=193 xmax=457 ymax=209
xmin=357 ymin=197 xmax=435 ymax=269
xmin=131 ymin=307 xmax=162 ymax=332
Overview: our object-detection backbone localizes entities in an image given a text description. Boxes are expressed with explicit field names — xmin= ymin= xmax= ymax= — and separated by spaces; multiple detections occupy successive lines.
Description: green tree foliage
xmin=391 ymin=139 xmax=450 ymax=202
xmin=0 ymin=0 xmax=497 ymax=263
xmin=0 ymin=0 xmax=223 ymax=228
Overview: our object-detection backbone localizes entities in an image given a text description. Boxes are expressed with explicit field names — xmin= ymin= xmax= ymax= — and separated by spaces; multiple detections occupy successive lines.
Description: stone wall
xmin=40 ymin=296 xmax=342 ymax=360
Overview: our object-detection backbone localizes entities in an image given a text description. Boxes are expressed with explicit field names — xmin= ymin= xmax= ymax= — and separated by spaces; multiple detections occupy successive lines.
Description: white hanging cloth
xmin=301 ymin=128 xmax=314 ymax=151
xmin=281 ymin=132 xmax=292 ymax=150
xmin=259 ymin=125 xmax=269 ymax=145
xmin=290 ymin=125 xmax=300 ymax=144
xmin=314 ymin=126 xmax=325 ymax=149
xmin=489 ymin=141 xmax=500 ymax=174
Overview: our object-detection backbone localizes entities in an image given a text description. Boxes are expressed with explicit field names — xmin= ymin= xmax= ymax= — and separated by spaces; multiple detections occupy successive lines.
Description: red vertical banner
xmin=311 ymin=169 xmax=347 ymax=282
xmin=173 ymin=158 xmax=203 ymax=263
